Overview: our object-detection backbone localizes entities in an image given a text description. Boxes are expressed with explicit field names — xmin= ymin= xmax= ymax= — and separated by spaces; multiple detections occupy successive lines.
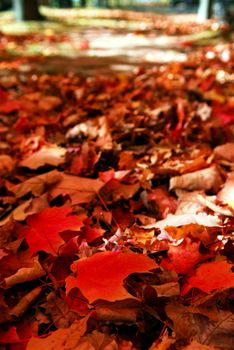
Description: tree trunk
xmin=13 ymin=0 xmax=43 ymax=21
xmin=57 ymin=0 xmax=73 ymax=7
xmin=198 ymin=0 xmax=213 ymax=21
xmin=80 ymin=0 xmax=87 ymax=8
xmin=97 ymin=0 xmax=109 ymax=8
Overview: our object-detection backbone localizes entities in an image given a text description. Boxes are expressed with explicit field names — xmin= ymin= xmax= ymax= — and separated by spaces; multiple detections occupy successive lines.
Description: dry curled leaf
xmin=170 ymin=166 xmax=223 ymax=193
xmin=19 ymin=144 xmax=66 ymax=169
xmin=4 ymin=259 xmax=45 ymax=288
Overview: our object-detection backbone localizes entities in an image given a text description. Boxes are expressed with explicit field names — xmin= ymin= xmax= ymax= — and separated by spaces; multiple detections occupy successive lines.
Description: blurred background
xmin=0 ymin=1 xmax=232 ymax=23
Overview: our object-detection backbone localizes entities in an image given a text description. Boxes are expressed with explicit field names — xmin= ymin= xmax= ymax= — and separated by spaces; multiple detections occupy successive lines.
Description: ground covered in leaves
xmin=0 ymin=35 xmax=233 ymax=350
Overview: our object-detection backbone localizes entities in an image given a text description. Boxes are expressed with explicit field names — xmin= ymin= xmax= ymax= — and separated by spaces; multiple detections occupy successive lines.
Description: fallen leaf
xmin=100 ymin=179 xmax=140 ymax=202
xmin=214 ymin=143 xmax=234 ymax=162
xmin=23 ymin=206 xmax=83 ymax=256
xmin=217 ymin=172 xmax=234 ymax=210
xmin=38 ymin=95 xmax=62 ymax=111
xmin=43 ymin=292 xmax=78 ymax=329
xmin=0 ymin=326 xmax=20 ymax=344
xmin=160 ymin=238 xmax=203 ymax=274
xmin=0 ymin=155 xmax=15 ymax=175
xmin=5 ymin=259 xmax=45 ymax=288
xmin=19 ymin=144 xmax=66 ymax=169
xmin=11 ymin=170 xmax=62 ymax=198
xmin=10 ymin=287 xmax=42 ymax=318
xmin=66 ymin=251 xmax=157 ymax=303
xmin=26 ymin=315 xmax=89 ymax=350
xmin=146 ymin=187 xmax=177 ymax=218
xmin=166 ymin=302 xmax=234 ymax=349
xmin=145 ymin=213 xmax=220 ymax=230
xmin=181 ymin=259 xmax=234 ymax=295
xmin=76 ymin=330 xmax=118 ymax=350
xmin=182 ymin=340 xmax=215 ymax=350
xmin=170 ymin=166 xmax=223 ymax=193
xmin=0 ymin=100 xmax=21 ymax=113
xmin=149 ymin=334 xmax=175 ymax=350
xmin=95 ymin=299 xmax=140 ymax=324
xmin=49 ymin=173 xmax=104 ymax=204
xmin=175 ymin=190 xmax=205 ymax=215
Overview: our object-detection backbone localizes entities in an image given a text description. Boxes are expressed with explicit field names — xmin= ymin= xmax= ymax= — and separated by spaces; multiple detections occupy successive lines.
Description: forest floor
xmin=0 ymin=10 xmax=233 ymax=350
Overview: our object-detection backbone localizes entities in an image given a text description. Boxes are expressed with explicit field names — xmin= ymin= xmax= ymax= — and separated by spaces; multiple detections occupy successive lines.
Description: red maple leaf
xmin=181 ymin=259 xmax=234 ymax=295
xmin=66 ymin=251 xmax=157 ymax=303
xmin=160 ymin=238 xmax=204 ymax=275
xmin=23 ymin=206 xmax=83 ymax=256
xmin=0 ymin=326 xmax=20 ymax=344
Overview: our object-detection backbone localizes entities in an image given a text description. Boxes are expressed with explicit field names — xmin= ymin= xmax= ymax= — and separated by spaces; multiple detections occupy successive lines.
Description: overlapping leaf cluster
xmin=0 ymin=43 xmax=233 ymax=350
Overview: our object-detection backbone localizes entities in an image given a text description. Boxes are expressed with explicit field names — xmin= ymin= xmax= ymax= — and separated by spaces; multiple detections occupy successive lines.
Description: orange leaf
xmin=66 ymin=251 xmax=157 ymax=303
xmin=26 ymin=315 xmax=89 ymax=350
xmin=181 ymin=260 xmax=234 ymax=295
xmin=23 ymin=206 xmax=83 ymax=256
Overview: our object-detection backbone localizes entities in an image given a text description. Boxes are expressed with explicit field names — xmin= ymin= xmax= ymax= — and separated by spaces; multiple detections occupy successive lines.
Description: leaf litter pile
xmin=0 ymin=44 xmax=234 ymax=350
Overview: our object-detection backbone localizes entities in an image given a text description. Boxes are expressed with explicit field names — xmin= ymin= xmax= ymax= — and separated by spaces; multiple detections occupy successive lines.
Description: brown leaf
xmin=152 ymin=282 xmax=180 ymax=297
xmin=10 ymin=287 xmax=42 ymax=318
xmin=95 ymin=299 xmax=140 ymax=324
xmin=26 ymin=314 xmax=90 ymax=350
xmin=11 ymin=170 xmax=62 ymax=198
xmin=170 ymin=166 xmax=223 ymax=193
xmin=49 ymin=173 xmax=104 ymax=204
xmin=44 ymin=292 xmax=79 ymax=328
xmin=166 ymin=303 xmax=234 ymax=349
xmin=4 ymin=258 xmax=45 ymax=288
xmin=19 ymin=144 xmax=66 ymax=169
xmin=76 ymin=331 xmax=118 ymax=350
xmin=214 ymin=143 xmax=234 ymax=162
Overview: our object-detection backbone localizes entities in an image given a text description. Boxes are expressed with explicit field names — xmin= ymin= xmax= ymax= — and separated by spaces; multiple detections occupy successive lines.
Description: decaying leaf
xmin=44 ymin=292 xmax=79 ymax=328
xmin=11 ymin=170 xmax=62 ymax=198
xmin=10 ymin=287 xmax=42 ymax=318
xmin=170 ymin=166 xmax=223 ymax=193
xmin=95 ymin=299 xmax=140 ymax=323
xmin=26 ymin=315 xmax=90 ymax=350
xmin=217 ymin=172 xmax=234 ymax=210
xmin=19 ymin=144 xmax=66 ymax=169
xmin=49 ymin=173 xmax=104 ymax=204
xmin=145 ymin=213 xmax=220 ymax=230
xmin=4 ymin=258 xmax=45 ymax=288
xmin=75 ymin=330 xmax=118 ymax=350
xmin=166 ymin=302 xmax=234 ymax=349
